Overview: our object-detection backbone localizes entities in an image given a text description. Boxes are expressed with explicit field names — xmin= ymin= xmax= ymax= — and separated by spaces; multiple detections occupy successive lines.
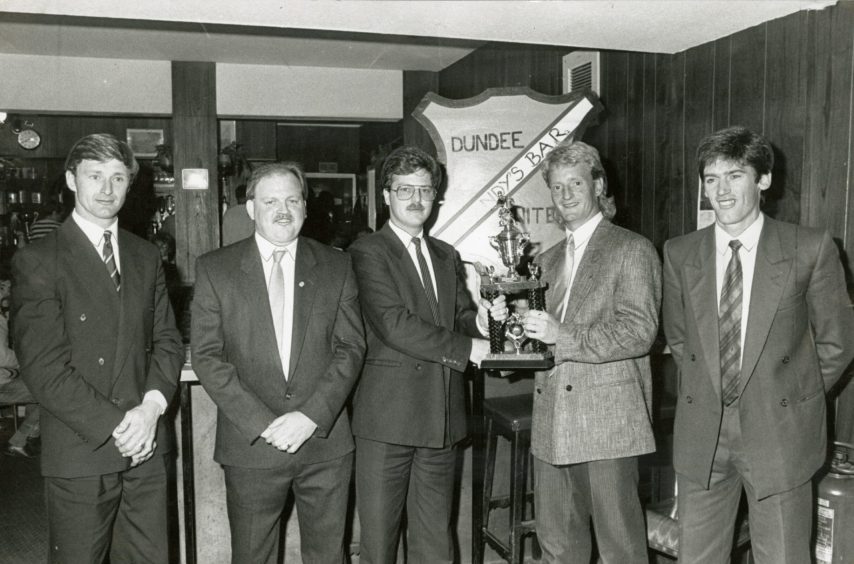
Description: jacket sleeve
xmin=11 ymin=247 xmax=124 ymax=447
xmin=349 ymin=241 xmax=473 ymax=369
xmin=555 ymin=236 xmax=662 ymax=364
xmin=808 ymin=230 xmax=854 ymax=392
xmin=662 ymin=239 xmax=685 ymax=369
xmin=190 ymin=256 xmax=280 ymax=443
xmin=144 ymin=255 xmax=183 ymax=404
xmin=296 ymin=255 xmax=365 ymax=437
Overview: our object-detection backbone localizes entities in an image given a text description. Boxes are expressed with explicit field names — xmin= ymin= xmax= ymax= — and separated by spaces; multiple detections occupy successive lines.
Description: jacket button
xmin=80 ymin=314 xmax=87 ymax=322
xmin=780 ymin=398 xmax=789 ymax=407
xmin=111 ymin=398 xmax=120 ymax=405
xmin=285 ymin=393 xmax=293 ymax=400
xmin=565 ymin=385 xmax=573 ymax=392
xmin=536 ymin=388 xmax=542 ymax=394
xmin=690 ymin=354 xmax=696 ymax=361
xmin=98 ymin=358 xmax=105 ymax=366
xmin=415 ymin=364 xmax=422 ymax=371
xmin=782 ymin=356 xmax=790 ymax=364
xmin=686 ymin=395 xmax=693 ymax=404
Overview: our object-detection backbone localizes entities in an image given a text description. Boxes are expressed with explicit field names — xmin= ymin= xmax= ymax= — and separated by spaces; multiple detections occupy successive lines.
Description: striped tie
xmin=103 ymin=231 xmax=120 ymax=291
xmin=412 ymin=237 xmax=440 ymax=325
xmin=719 ymin=240 xmax=743 ymax=406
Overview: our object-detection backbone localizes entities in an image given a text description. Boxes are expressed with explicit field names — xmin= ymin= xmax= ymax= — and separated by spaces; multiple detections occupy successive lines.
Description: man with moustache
xmin=522 ymin=141 xmax=660 ymax=563
xmin=663 ymin=126 xmax=854 ymax=563
xmin=11 ymin=133 xmax=183 ymax=563
xmin=192 ymin=162 xmax=365 ymax=564
xmin=348 ymin=145 xmax=506 ymax=564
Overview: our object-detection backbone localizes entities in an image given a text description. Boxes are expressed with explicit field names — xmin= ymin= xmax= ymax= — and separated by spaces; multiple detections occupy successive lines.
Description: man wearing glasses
xmin=348 ymin=146 xmax=506 ymax=563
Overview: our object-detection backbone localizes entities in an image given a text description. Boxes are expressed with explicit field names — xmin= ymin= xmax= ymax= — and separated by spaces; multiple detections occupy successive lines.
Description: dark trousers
xmin=533 ymin=455 xmax=648 ymax=564
xmin=44 ymin=455 xmax=169 ymax=564
xmin=223 ymin=452 xmax=353 ymax=564
xmin=355 ymin=437 xmax=458 ymax=564
xmin=678 ymin=404 xmax=812 ymax=564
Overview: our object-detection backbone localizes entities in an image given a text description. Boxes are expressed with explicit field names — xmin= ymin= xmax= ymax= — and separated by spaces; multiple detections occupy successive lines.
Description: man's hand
xmin=469 ymin=338 xmax=491 ymax=367
xmin=523 ymin=309 xmax=560 ymax=345
xmin=477 ymin=294 xmax=509 ymax=329
xmin=113 ymin=400 xmax=161 ymax=465
xmin=260 ymin=411 xmax=318 ymax=454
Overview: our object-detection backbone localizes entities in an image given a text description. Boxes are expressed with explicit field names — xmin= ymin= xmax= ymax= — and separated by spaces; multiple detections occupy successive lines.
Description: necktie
xmin=412 ymin=237 xmax=440 ymax=325
xmin=103 ymin=231 xmax=120 ymax=291
xmin=719 ymin=240 xmax=743 ymax=406
xmin=268 ymin=249 xmax=288 ymax=378
xmin=548 ymin=235 xmax=575 ymax=322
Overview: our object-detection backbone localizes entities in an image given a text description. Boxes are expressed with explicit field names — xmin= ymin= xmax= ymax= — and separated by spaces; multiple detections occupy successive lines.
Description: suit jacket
xmin=532 ymin=220 xmax=661 ymax=465
xmin=191 ymin=236 xmax=365 ymax=468
xmin=663 ymin=217 xmax=854 ymax=498
xmin=11 ymin=219 xmax=183 ymax=478
xmin=348 ymin=222 xmax=481 ymax=448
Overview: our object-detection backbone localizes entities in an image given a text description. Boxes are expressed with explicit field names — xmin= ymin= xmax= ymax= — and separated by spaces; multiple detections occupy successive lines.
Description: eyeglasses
xmin=389 ymin=185 xmax=437 ymax=201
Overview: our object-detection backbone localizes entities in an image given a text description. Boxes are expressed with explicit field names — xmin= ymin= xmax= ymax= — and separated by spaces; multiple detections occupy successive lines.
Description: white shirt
xmin=714 ymin=213 xmax=764 ymax=363
xmin=71 ymin=210 xmax=167 ymax=414
xmin=555 ymin=212 xmax=603 ymax=322
xmin=255 ymin=233 xmax=298 ymax=378
xmin=388 ymin=220 xmax=439 ymax=299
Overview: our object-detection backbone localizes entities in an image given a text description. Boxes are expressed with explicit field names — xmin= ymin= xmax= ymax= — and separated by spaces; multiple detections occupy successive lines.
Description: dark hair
xmin=246 ymin=162 xmax=307 ymax=200
xmin=697 ymin=126 xmax=773 ymax=180
xmin=64 ymin=133 xmax=139 ymax=177
xmin=152 ymin=231 xmax=176 ymax=262
xmin=380 ymin=146 xmax=441 ymax=192
xmin=541 ymin=140 xmax=616 ymax=220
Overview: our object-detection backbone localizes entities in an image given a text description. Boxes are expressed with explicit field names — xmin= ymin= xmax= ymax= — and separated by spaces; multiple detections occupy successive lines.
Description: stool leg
xmin=528 ymin=447 xmax=542 ymax=560
xmin=509 ymin=431 xmax=526 ymax=564
xmin=476 ymin=417 xmax=498 ymax=564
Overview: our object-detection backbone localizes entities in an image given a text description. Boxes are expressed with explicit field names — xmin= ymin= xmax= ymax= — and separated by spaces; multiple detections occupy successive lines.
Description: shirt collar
xmin=715 ymin=213 xmax=764 ymax=255
xmin=388 ymin=220 xmax=425 ymax=248
xmin=72 ymin=210 xmax=118 ymax=247
xmin=565 ymin=212 xmax=603 ymax=247
xmin=255 ymin=232 xmax=298 ymax=260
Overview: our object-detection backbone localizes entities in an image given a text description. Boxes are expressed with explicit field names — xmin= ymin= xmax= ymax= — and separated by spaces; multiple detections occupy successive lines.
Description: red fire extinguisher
xmin=815 ymin=441 xmax=854 ymax=564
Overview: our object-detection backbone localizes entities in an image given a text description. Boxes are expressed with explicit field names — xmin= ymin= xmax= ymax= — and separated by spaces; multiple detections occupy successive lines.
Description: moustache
xmin=274 ymin=214 xmax=294 ymax=223
xmin=406 ymin=205 xmax=425 ymax=211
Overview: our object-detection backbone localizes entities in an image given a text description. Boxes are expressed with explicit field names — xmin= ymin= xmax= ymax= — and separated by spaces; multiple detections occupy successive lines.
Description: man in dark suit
xmin=522 ymin=141 xmax=661 ymax=563
xmin=12 ymin=133 xmax=184 ymax=563
xmin=348 ymin=146 xmax=506 ymax=564
xmin=191 ymin=161 xmax=365 ymax=564
xmin=663 ymin=126 xmax=854 ymax=563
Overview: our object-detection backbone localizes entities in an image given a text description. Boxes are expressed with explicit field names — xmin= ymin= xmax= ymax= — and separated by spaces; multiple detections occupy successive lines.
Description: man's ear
xmin=594 ymin=177 xmax=604 ymax=197
xmin=65 ymin=170 xmax=78 ymax=193
xmin=245 ymin=199 xmax=255 ymax=220
xmin=758 ymin=172 xmax=772 ymax=192
xmin=383 ymin=189 xmax=390 ymax=206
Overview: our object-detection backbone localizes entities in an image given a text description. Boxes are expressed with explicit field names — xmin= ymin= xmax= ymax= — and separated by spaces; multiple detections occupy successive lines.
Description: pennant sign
xmin=413 ymin=88 xmax=602 ymax=269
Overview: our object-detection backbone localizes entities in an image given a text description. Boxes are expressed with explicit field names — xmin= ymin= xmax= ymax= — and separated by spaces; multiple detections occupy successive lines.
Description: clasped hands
xmin=260 ymin=411 xmax=317 ymax=454
xmin=112 ymin=400 xmax=161 ymax=467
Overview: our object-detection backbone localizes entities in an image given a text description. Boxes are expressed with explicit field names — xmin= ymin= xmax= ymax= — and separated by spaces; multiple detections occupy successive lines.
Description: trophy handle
xmin=480 ymin=287 xmax=504 ymax=354
xmin=488 ymin=236 xmax=501 ymax=253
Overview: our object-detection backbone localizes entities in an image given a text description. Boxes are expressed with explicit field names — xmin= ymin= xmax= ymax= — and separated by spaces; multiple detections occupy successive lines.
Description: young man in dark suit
xmin=12 ymin=133 xmax=184 ymax=563
xmin=348 ymin=146 xmax=506 ymax=564
xmin=191 ymin=162 xmax=365 ymax=564
xmin=663 ymin=126 xmax=854 ymax=562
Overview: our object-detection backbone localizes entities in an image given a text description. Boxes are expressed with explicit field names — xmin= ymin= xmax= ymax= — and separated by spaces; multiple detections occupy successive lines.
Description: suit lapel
xmin=239 ymin=240 xmax=285 ymax=378
xmin=288 ymin=238 xmax=319 ymax=377
xmin=685 ymin=227 xmax=723 ymax=399
xmin=426 ymin=237 xmax=454 ymax=328
xmin=537 ymin=239 xmax=566 ymax=311
xmin=563 ymin=221 xmax=608 ymax=322
xmin=380 ymin=224 xmax=438 ymax=326
xmin=740 ymin=219 xmax=789 ymax=387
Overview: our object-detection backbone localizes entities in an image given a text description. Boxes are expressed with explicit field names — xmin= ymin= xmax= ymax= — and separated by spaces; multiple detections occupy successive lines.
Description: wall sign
xmin=413 ymin=87 xmax=602 ymax=270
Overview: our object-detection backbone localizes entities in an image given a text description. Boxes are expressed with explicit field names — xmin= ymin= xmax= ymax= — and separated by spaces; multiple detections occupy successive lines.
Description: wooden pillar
xmin=172 ymin=62 xmax=219 ymax=283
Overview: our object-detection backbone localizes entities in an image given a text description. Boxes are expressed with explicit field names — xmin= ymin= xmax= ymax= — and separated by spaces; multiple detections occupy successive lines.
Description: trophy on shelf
xmin=475 ymin=192 xmax=554 ymax=370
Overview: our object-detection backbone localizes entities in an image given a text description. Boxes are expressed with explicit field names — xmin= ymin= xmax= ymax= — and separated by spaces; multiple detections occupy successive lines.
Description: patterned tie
xmin=103 ymin=231 xmax=120 ymax=291
xmin=548 ymin=235 xmax=575 ymax=322
xmin=719 ymin=240 xmax=743 ymax=406
xmin=268 ymin=249 xmax=288 ymax=378
xmin=412 ymin=237 xmax=440 ymax=325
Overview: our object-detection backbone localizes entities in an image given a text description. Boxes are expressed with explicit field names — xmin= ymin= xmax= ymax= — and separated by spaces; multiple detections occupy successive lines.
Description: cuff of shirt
xmin=143 ymin=390 xmax=168 ymax=416
xmin=476 ymin=314 xmax=489 ymax=338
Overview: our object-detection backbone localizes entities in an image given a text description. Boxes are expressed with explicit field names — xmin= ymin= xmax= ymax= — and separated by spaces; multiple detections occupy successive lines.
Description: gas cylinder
xmin=815 ymin=441 xmax=854 ymax=564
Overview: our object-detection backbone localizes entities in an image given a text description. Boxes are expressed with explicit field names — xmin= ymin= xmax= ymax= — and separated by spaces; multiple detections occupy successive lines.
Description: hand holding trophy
xmin=475 ymin=192 xmax=554 ymax=370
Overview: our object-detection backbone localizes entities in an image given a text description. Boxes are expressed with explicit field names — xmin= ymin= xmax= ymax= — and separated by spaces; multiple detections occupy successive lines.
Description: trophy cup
xmin=476 ymin=192 xmax=554 ymax=370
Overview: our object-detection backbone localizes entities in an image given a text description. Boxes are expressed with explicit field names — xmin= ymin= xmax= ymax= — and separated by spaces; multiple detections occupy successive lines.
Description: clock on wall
xmin=17 ymin=128 xmax=41 ymax=150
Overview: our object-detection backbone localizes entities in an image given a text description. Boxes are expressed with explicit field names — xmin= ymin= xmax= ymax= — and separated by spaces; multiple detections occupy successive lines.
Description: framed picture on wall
xmin=126 ymin=128 xmax=164 ymax=158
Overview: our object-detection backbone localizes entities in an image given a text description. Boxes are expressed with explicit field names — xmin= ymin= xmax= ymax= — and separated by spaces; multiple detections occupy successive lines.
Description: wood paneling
xmin=171 ymin=62 xmax=219 ymax=283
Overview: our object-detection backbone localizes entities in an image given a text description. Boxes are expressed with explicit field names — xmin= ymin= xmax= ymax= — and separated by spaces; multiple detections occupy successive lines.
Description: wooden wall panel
xmin=640 ymin=54 xmax=658 ymax=247
xmin=603 ymin=52 xmax=629 ymax=225
xmin=624 ymin=53 xmax=645 ymax=236
xmin=682 ymin=42 xmax=716 ymax=233
xmin=728 ymin=27 xmax=767 ymax=132
xmin=712 ymin=38 xmax=732 ymax=131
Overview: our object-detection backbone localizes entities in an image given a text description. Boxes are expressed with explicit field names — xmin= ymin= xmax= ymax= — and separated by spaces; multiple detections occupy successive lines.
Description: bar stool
xmin=477 ymin=393 xmax=537 ymax=564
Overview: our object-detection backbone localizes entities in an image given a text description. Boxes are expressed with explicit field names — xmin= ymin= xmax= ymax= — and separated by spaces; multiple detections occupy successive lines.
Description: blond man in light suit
xmin=523 ymin=141 xmax=661 ymax=563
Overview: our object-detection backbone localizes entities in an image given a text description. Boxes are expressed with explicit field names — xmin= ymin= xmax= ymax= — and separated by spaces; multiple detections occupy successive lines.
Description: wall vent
xmin=563 ymin=50 xmax=600 ymax=95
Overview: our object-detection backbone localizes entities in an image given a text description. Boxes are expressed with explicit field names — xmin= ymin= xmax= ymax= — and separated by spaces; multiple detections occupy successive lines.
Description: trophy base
xmin=481 ymin=352 xmax=554 ymax=370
